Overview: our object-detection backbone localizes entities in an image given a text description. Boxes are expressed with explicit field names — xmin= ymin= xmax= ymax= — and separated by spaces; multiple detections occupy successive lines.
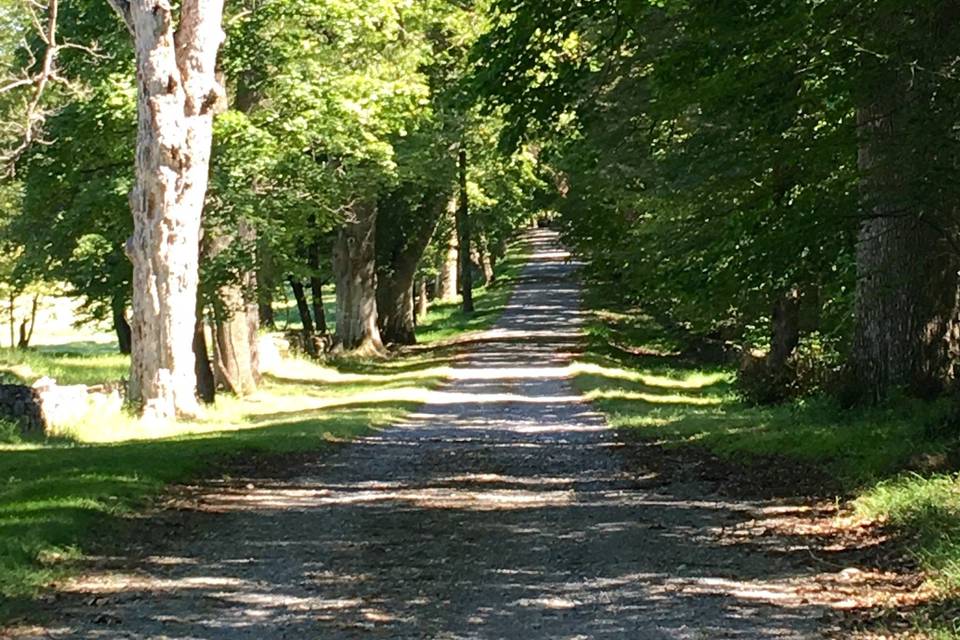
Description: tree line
xmin=0 ymin=0 xmax=540 ymax=419
xmin=474 ymin=0 xmax=960 ymax=405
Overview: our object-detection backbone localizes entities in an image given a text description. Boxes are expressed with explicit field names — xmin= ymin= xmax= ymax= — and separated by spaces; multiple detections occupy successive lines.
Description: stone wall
xmin=0 ymin=384 xmax=45 ymax=435
xmin=0 ymin=378 xmax=126 ymax=437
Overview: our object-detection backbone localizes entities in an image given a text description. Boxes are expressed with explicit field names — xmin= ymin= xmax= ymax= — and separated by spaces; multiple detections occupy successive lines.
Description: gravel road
xmin=10 ymin=230 xmax=831 ymax=639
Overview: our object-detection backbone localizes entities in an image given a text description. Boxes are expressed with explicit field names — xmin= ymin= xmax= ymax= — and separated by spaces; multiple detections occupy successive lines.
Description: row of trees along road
xmin=0 ymin=0 xmax=542 ymax=420
xmin=473 ymin=0 xmax=960 ymax=405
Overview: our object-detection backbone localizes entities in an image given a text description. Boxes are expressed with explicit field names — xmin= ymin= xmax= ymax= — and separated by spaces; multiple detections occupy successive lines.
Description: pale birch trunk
xmin=107 ymin=0 xmax=225 ymax=419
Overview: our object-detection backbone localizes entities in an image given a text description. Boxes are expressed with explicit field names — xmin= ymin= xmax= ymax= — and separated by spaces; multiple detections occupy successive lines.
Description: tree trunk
xmin=193 ymin=303 xmax=215 ymax=405
xmin=209 ymin=221 xmax=260 ymax=396
xmin=212 ymin=283 xmax=260 ymax=396
xmin=852 ymin=80 xmax=960 ymax=400
xmin=766 ymin=288 xmax=801 ymax=373
xmin=107 ymin=0 xmax=226 ymax=420
xmin=288 ymin=276 xmax=317 ymax=356
xmin=457 ymin=147 xmax=474 ymax=313
xmin=478 ymin=237 xmax=495 ymax=286
xmin=437 ymin=206 xmax=458 ymax=302
xmin=378 ymin=283 xmax=416 ymax=345
xmin=333 ymin=200 xmax=384 ymax=355
xmin=257 ymin=240 xmax=277 ymax=330
xmin=16 ymin=295 xmax=38 ymax=350
xmin=376 ymin=191 xmax=446 ymax=345
xmin=112 ymin=296 xmax=132 ymax=355
xmin=311 ymin=277 xmax=327 ymax=336
xmin=8 ymin=292 xmax=13 ymax=349
xmin=416 ymin=279 xmax=428 ymax=320
xmin=307 ymin=241 xmax=328 ymax=335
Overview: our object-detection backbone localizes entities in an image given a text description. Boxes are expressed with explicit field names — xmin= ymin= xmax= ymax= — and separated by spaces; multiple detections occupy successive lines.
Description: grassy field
xmin=573 ymin=282 xmax=960 ymax=636
xmin=0 ymin=239 xmax=530 ymax=620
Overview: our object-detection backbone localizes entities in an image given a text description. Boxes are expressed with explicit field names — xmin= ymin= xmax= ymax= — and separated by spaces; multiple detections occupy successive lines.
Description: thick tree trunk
xmin=457 ymin=148 xmax=474 ymax=313
xmin=209 ymin=222 xmax=260 ymax=396
xmin=108 ymin=0 xmax=226 ymax=419
xmin=378 ymin=282 xmax=416 ymax=345
xmin=212 ymin=284 xmax=260 ymax=396
xmin=333 ymin=200 xmax=384 ymax=355
xmin=852 ymin=85 xmax=960 ymax=400
xmin=193 ymin=305 xmax=215 ymax=404
xmin=112 ymin=297 xmax=132 ymax=355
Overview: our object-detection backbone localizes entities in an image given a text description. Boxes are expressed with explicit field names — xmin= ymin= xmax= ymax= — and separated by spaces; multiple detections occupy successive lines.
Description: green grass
xmin=0 ymin=344 xmax=129 ymax=386
xmin=574 ymin=282 xmax=960 ymax=636
xmin=0 ymin=360 xmax=428 ymax=616
xmin=415 ymin=240 xmax=531 ymax=344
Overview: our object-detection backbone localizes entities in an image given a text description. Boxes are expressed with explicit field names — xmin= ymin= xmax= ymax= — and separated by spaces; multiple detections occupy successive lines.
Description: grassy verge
xmin=0 ymin=239 xmax=531 ymax=621
xmin=573 ymin=282 xmax=960 ymax=636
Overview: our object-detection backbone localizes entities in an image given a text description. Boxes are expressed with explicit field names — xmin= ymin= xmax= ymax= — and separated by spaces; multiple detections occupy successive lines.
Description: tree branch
xmin=105 ymin=0 xmax=134 ymax=35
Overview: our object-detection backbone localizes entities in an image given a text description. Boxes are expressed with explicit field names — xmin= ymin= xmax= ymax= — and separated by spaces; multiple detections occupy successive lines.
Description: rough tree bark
xmin=209 ymin=221 xmax=260 ymax=396
xmin=106 ymin=0 xmax=226 ymax=419
xmin=457 ymin=148 xmax=474 ymax=313
xmin=333 ymin=200 xmax=384 ymax=355
xmin=852 ymin=71 xmax=960 ymax=400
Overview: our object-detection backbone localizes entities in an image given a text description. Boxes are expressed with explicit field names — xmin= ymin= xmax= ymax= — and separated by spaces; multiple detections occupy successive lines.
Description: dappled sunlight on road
xmin=11 ymin=230 xmax=840 ymax=640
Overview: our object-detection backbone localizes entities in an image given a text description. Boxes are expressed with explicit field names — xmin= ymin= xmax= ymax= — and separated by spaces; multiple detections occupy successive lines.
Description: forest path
xmin=12 ymin=230 xmax=833 ymax=639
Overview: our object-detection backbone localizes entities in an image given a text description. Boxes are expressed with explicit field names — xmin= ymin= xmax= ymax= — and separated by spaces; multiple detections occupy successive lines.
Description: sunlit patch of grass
xmin=857 ymin=475 xmax=960 ymax=594
xmin=0 ymin=346 xmax=129 ymax=386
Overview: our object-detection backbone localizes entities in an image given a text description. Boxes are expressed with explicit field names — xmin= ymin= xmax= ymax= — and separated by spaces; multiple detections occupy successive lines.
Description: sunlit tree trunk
xmin=333 ymin=200 xmax=384 ymax=355
xmin=107 ymin=0 xmax=226 ymax=419
xmin=478 ymin=236 xmax=495 ymax=285
xmin=415 ymin=279 xmax=428 ymax=321
xmin=437 ymin=203 xmax=458 ymax=302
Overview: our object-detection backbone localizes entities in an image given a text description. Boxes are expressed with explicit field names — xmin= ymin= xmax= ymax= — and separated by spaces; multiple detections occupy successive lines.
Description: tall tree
xmin=104 ymin=0 xmax=226 ymax=418
xmin=456 ymin=146 xmax=474 ymax=313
